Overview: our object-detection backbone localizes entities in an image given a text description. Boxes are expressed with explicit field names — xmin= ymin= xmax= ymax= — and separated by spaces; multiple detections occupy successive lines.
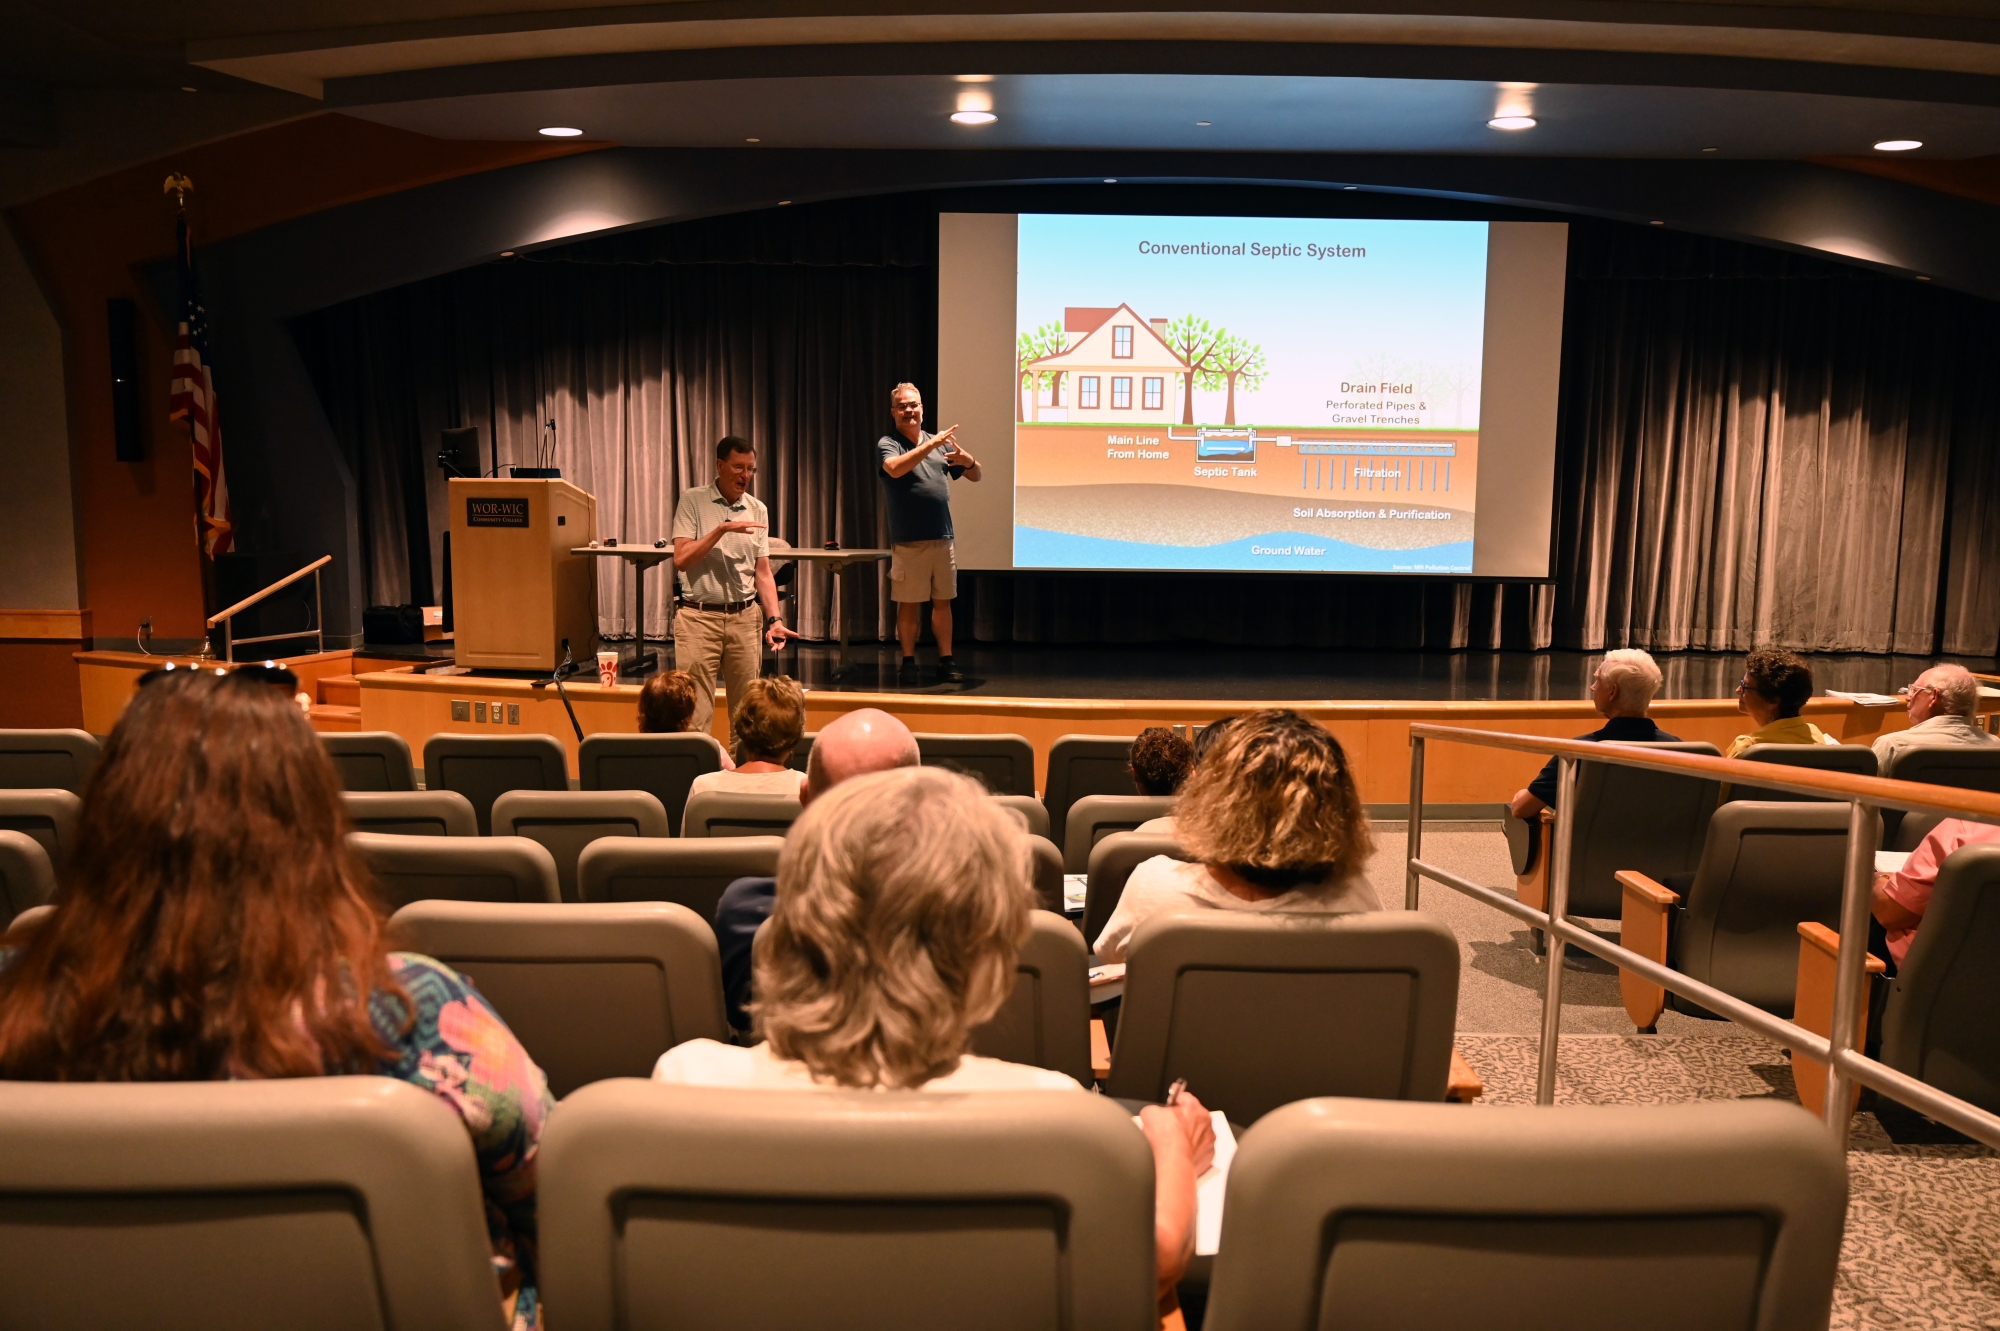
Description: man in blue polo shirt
xmin=877 ymin=382 xmax=981 ymax=686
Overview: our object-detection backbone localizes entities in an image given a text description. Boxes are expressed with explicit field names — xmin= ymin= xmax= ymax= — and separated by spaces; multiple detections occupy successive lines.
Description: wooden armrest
xmin=1446 ymin=1048 xmax=1484 ymax=1103
xmin=1617 ymin=870 xmax=1680 ymax=907
xmin=1090 ymin=1018 xmax=1111 ymax=1081
xmin=1796 ymin=922 xmax=1886 ymax=972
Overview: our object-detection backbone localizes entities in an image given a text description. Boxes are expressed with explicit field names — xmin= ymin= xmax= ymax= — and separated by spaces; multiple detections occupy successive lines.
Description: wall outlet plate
xmin=507 ymin=704 xmax=520 ymax=724
xmin=451 ymin=700 xmax=469 ymax=721
xmin=474 ymin=702 xmax=487 ymax=722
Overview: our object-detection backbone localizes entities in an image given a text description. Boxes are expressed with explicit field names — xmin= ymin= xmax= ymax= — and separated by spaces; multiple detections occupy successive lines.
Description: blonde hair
xmin=730 ymin=674 xmax=805 ymax=762
xmin=752 ymin=766 xmax=1033 ymax=1088
xmin=1596 ymin=648 xmax=1662 ymax=715
xmin=1172 ymin=709 xmax=1372 ymax=892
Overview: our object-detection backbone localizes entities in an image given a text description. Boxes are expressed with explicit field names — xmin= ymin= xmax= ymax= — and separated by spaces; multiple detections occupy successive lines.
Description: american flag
xmin=169 ymin=212 xmax=232 ymax=558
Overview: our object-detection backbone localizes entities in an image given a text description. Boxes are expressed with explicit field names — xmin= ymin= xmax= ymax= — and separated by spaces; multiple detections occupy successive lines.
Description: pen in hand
xmin=1166 ymin=1076 xmax=1187 ymax=1106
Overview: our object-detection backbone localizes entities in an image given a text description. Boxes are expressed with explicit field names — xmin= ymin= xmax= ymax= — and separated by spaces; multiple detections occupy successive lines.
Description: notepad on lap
xmin=1876 ymin=851 xmax=1912 ymax=875
xmin=1131 ymin=1111 xmax=1237 ymax=1257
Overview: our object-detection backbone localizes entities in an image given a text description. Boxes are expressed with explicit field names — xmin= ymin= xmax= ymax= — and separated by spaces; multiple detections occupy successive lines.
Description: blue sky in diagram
xmin=1016 ymin=214 xmax=1490 ymax=429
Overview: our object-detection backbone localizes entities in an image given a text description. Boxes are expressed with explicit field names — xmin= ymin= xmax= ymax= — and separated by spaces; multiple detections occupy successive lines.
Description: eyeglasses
xmin=136 ymin=661 xmax=300 ymax=692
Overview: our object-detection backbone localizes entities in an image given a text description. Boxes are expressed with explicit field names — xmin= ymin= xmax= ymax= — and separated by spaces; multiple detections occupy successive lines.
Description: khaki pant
xmin=672 ymin=605 xmax=764 ymax=736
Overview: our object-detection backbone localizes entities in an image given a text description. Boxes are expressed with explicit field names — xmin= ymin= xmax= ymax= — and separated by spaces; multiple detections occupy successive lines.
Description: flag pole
xmin=165 ymin=172 xmax=227 ymax=658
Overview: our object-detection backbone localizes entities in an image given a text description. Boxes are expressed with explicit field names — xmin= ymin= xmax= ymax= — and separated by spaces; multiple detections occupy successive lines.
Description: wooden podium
xmin=449 ymin=478 xmax=598 ymax=671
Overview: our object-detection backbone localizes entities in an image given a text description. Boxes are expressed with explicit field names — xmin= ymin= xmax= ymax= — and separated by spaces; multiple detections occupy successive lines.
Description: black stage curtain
xmin=293 ymin=198 xmax=2000 ymax=654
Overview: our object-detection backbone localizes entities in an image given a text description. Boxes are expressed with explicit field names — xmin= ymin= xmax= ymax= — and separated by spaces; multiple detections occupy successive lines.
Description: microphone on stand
xmin=534 ymin=637 xmax=586 ymax=742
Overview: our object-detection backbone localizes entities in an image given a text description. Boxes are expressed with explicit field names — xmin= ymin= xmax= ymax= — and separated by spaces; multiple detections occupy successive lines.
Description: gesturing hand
xmin=716 ymin=520 xmax=766 ymax=536
xmin=765 ymin=620 xmax=801 ymax=652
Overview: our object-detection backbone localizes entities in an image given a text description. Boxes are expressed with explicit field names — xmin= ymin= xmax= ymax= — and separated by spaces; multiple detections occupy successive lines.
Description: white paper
xmin=1195 ymin=1111 xmax=1237 ymax=1256
xmin=1825 ymin=690 xmax=1905 ymax=707
xmin=1876 ymin=850 xmax=1912 ymax=875
xmin=1062 ymin=873 xmax=1088 ymax=911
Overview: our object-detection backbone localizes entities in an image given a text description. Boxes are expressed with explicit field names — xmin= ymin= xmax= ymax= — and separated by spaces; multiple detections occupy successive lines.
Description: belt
xmin=677 ymin=597 xmax=756 ymax=614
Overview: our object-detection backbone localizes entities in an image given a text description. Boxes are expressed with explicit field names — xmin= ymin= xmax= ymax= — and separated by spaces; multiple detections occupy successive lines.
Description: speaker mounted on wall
xmin=107 ymin=297 xmax=142 ymax=462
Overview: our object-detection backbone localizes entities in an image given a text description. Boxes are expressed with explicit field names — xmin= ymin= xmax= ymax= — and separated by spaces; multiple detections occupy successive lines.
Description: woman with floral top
xmin=0 ymin=667 xmax=553 ymax=1331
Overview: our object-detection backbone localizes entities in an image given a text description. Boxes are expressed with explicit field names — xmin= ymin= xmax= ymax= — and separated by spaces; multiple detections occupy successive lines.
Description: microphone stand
xmin=534 ymin=639 xmax=586 ymax=743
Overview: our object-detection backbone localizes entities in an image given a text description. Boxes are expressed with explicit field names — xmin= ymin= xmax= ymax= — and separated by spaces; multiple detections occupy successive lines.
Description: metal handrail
xmin=205 ymin=555 xmax=329 ymax=663
xmin=1406 ymin=722 xmax=2000 ymax=1152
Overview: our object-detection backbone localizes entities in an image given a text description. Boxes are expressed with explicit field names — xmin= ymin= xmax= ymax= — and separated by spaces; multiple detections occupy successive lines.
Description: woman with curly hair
xmin=1726 ymin=647 xmax=1836 ymax=757
xmin=0 ymin=668 xmax=552 ymax=1331
xmin=1093 ymin=708 xmax=1380 ymax=962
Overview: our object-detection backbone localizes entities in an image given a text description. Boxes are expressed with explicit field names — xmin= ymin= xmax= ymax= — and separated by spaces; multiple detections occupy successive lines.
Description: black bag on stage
xmin=363 ymin=604 xmax=424 ymax=645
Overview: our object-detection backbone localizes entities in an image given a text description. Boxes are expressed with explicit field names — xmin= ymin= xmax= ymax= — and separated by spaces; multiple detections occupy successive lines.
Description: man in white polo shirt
xmin=672 ymin=435 xmax=797 ymax=732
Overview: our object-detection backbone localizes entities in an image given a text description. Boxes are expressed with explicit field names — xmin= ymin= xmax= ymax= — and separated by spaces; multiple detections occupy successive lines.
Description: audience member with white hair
xmin=1872 ymin=663 xmax=1997 ymax=767
xmin=1510 ymin=649 xmax=1677 ymax=820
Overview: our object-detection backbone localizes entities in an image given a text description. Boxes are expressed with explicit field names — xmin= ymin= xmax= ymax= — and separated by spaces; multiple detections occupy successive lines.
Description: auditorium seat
xmin=989 ymin=793 xmax=1053 ymax=838
xmin=491 ymin=790 xmax=670 ymax=903
xmin=1619 ymin=801 xmax=1865 ymax=1031
xmin=1044 ymin=734 xmax=1139 ymax=848
xmin=0 ymin=789 xmax=81 ymax=873
xmin=1890 ymin=810 xmax=1949 ymax=853
xmin=320 ymin=731 xmax=416 ymax=792
xmin=3 ymin=903 xmax=52 ymax=942
xmin=1062 ymin=794 xmax=1179 ymax=872
xmin=1202 ymin=1098 xmax=1845 ymax=1331
xmin=577 ymin=732 xmax=726 ymax=834
xmin=389 ymin=900 xmax=727 ymax=1098
xmin=915 ymin=732 xmax=1037 ymax=796
xmin=0 ymin=729 xmax=99 ymax=794
xmin=577 ymin=835 xmax=783 ymax=921
xmin=1879 ymin=744 xmax=2000 ymax=846
xmin=1795 ymin=842 xmax=2000 ymax=1118
xmin=421 ymin=733 xmax=569 ymax=834
xmin=1027 ymin=833 xmax=1064 ymax=914
xmin=1103 ymin=912 xmax=1460 ymax=1123
xmin=1083 ymin=831 xmax=1188 ymax=945
xmin=681 ymin=789 xmax=801 ymax=838
xmin=0 ymin=1077 xmax=512 ymax=1331
xmin=1727 ymin=742 xmax=1876 ymax=802
xmin=0 ymin=830 xmax=56 ymax=930
xmin=538 ymin=1081 xmax=1156 ymax=1330
xmin=785 ymin=730 xmax=816 ymax=774
xmin=342 ymin=789 xmax=478 ymax=837
xmin=348 ymin=831 xmax=561 ymax=911
xmin=967 ymin=909 xmax=1093 ymax=1086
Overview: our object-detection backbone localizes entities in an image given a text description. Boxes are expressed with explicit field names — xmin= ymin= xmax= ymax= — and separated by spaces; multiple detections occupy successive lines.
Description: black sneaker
xmin=897 ymin=659 xmax=921 ymax=687
xmin=937 ymin=658 xmax=965 ymax=684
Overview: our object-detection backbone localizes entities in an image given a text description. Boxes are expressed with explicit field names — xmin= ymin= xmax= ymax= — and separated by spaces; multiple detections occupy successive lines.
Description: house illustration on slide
xmin=1026 ymin=304 xmax=1182 ymax=425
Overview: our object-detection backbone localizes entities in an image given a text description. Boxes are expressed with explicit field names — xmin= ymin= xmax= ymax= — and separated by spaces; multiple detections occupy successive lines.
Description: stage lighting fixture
xmin=1488 ymin=116 xmax=1537 ymax=130
xmin=951 ymin=111 xmax=996 ymax=125
xmin=1196 ymin=120 xmax=1211 ymax=126
xmin=539 ymin=127 xmax=583 ymax=137
xmin=1873 ymin=139 xmax=1922 ymax=151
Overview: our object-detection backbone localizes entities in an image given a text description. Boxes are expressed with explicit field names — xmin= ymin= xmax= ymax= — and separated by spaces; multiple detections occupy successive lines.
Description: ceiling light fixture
xmin=956 ymin=74 xmax=994 ymax=83
xmin=1488 ymin=116 xmax=1536 ymax=131
xmin=538 ymin=127 xmax=583 ymax=137
xmin=1873 ymin=139 xmax=1922 ymax=151
xmin=953 ymin=87 xmax=995 ymax=125
xmin=950 ymin=110 xmax=996 ymax=125
xmin=1104 ymin=178 xmax=1118 ymax=184
xmin=1196 ymin=120 xmax=1211 ymax=126
xmin=1343 ymin=185 xmax=1358 ymax=190
xmin=181 ymin=85 xmax=197 ymax=93
xmin=1701 ymin=146 xmax=1719 ymax=153
xmin=500 ymin=251 xmax=515 ymax=257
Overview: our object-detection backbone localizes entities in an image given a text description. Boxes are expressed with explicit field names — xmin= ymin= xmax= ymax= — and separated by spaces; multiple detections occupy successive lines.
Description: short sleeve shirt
xmin=672 ymin=484 xmax=769 ymax=603
xmin=1879 ymin=818 xmax=2000 ymax=965
xmin=876 ymin=430 xmax=965 ymax=544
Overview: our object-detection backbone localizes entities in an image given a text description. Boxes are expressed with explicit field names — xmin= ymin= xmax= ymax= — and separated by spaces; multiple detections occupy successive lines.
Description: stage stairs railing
xmin=207 ymin=555 xmax=330 ymax=663
xmin=1404 ymin=723 xmax=2000 ymax=1151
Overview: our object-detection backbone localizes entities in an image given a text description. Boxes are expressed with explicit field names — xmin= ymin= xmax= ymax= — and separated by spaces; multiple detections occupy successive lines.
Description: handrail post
xmin=223 ymin=612 xmax=233 ymax=664
xmin=1405 ymin=734 xmax=1426 ymax=910
xmin=1825 ymin=798 xmax=1881 ymax=1145
xmin=1536 ymin=755 xmax=1580 ymax=1105
xmin=314 ymin=567 xmax=325 ymax=656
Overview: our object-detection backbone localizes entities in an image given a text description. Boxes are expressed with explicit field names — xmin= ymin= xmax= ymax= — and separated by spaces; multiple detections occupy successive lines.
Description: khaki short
xmin=890 ymin=539 xmax=956 ymax=602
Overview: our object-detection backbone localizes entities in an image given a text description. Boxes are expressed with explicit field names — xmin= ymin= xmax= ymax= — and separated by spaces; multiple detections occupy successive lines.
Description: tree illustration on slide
xmin=1211 ymin=333 xmax=1267 ymax=425
xmin=1162 ymin=315 xmax=1223 ymax=424
xmin=1016 ymin=322 xmax=1067 ymax=421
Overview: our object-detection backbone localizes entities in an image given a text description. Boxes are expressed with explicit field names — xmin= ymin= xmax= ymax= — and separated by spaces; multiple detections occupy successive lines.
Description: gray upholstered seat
xmin=320 ymin=731 xmax=416 ymax=791
xmin=1879 ymin=744 xmax=2000 ymax=848
xmin=390 ymin=900 xmax=727 ymax=1098
xmin=1063 ymin=794 xmax=1180 ymax=872
xmin=576 ymin=835 xmax=783 ymax=922
xmin=681 ymin=788 xmax=801 ymax=838
xmin=1082 ymin=831 xmax=1187 ymax=946
xmin=1204 ymin=1098 xmax=1846 ymax=1331
xmin=1044 ymin=734 xmax=1140 ymax=848
xmin=342 ymin=789 xmax=478 ymax=837
xmin=0 ymin=830 xmax=56 ymax=930
xmin=538 ymin=1081 xmax=1157 ymax=1331
xmin=0 ymin=1077 xmax=510 ymax=1331
xmin=1027 ymin=833 xmax=1063 ymax=914
xmin=1728 ymin=742 xmax=1876 ymax=802
xmin=784 ymin=730 xmax=816 ymax=774
xmin=492 ymin=789 xmax=670 ymax=903
xmin=0 ymin=729 xmax=99 ymax=793
xmin=916 ymin=732 xmax=1037 ymax=795
xmin=1103 ymin=912 xmax=1461 ymax=1123
xmin=967 ymin=909 xmax=1092 ymax=1086
xmin=990 ymin=793 xmax=1052 ymax=839
xmin=2 ymin=903 xmax=52 ymax=941
xmin=1878 ymin=842 xmax=2000 ymax=1114
xmin=421 ymin=733 xmax=569 ymax=834
xmin=349 ymin=831 xmax=561 ymax=910
xmin=0 ymin=789 xmax=82 ymax=873
xmin=577 ymin=732 xmax=727 ymax=835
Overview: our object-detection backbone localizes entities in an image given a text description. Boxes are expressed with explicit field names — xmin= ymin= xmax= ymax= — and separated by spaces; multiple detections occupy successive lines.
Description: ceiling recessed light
xmin=955 ymin=74 xmax=994 ymax=83
xmin=1916 ymin=274 xmax=1932 ymax=281
xmin=745 ymin=137 xmax=760 ymax=143
xmin=538 ymin=127 xmax=583 ymax=137
xmin=1873 ymin=139 xmax=1922 ymax=152
xmin=181 ymin=85 xmax=198 ymax=93
xmin=1196 ymin=120 xmax=1211 ymax=126
xmin=951 ymin=110 xmax=997 ymax=125
xmin=1104 ymin=178 xmax=1117 ymax=184
xmin=500 ymin=251 xmax=515 ymax=257
xmin=1487 ymin=116 xmax=1537 ymax=131
xmin=1701 ymin=146 xmax=1719 ymax=153
xmin=1650 ymin=220 xmax=1664 ymax=226
xmin=778 ymin=200 xmax=792 ymax=206
xmin=1343 ymin=185 xmax=1358 ymax=190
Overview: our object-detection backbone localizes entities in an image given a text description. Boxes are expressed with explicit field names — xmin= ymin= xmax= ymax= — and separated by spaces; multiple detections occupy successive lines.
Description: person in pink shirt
xmin=1873 ymin=818 xmax=2000 ymax=969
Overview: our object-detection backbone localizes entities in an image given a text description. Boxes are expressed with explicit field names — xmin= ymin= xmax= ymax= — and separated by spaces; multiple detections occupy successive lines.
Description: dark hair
xmin=715 ymin=434 xmax=754 ymax=461
xmin=1743 ymin=648 xmax=1814 ymax=717
xmin=1129 ymin=727 xmax=1194 ymax=796
xmin=638 ymin=670 xmax=698 ymax=733
xmin=0 ymin=670 xmax=401 ymax=1081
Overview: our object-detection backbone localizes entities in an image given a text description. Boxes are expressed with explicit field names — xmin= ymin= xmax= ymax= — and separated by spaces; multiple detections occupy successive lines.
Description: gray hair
xmin=1596 ymin=648 xmax=1663 ymax=714
xmin=890 ymin=382 xmax=921 ymax=404
xmin=1922 ymin=664 xmax=1979 ymax=716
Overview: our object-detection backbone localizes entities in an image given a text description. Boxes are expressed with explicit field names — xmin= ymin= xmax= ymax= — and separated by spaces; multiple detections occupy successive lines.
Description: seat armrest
xmin=1090 ymin=1018 xmax=1111 ymax=1082
xmin=1617 ymin=870 xmax=1681 ymax=908
xmin=1516 ymin=809 xmax=1555 ymax=912
xmin=1790 ymin=923 xmax=1885 ymax=1119
xmin=1446 ymin=1048 xmax=1484 ymax=1103
xmin=1618 ymin=871 xmax=1680 ymax=1031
